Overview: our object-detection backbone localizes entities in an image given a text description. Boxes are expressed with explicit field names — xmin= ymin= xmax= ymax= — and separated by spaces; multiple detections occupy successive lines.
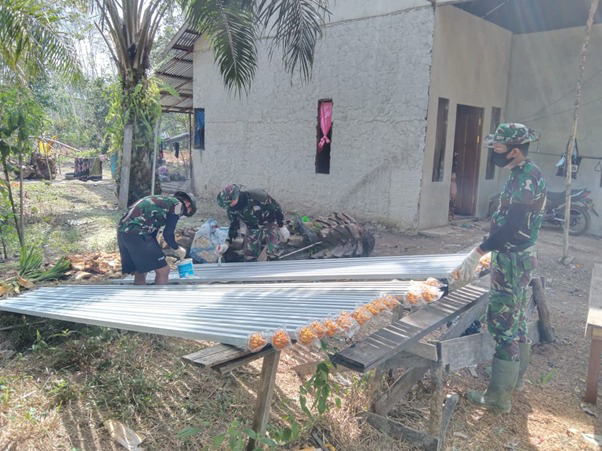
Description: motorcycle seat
xmin=547 ymin=189 xmax=586 ymax=204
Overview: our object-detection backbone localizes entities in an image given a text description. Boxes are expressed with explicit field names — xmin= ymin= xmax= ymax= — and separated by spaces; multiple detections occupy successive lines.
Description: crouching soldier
xmin=216 ymin=184 xmax=290 ymax=261
xmin=118 ymin=191 xmax=197 ymax=285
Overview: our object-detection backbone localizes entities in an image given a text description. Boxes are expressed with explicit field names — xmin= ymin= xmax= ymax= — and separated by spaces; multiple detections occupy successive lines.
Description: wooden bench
xmin=334 ymin=279 xmax=553 ymax=451
xmin=585 ymin=264 xmax=602 ymax=404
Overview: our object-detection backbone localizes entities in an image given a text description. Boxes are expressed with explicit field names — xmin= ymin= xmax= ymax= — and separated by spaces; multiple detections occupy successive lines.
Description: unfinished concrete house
xmin=158 ymin=0 xmax=602 ymax=235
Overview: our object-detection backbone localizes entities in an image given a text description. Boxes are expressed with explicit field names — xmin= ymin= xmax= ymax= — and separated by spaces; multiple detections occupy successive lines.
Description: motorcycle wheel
xmin=568 ymin=205 xmax=591 ymax=236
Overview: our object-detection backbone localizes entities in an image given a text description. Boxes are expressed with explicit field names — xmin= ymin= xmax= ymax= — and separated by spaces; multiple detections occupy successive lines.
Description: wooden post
xmin=428 ymin=362 xmax=444 ymax=436
xmin=118 ymin=124 xmax=134 ymax=209
xmin=151 ymin=116 xmax=161 ymax=196
xmin=584 ymin=331 xmax=602 ymax=404
xmin=530 ymin=277 xmax=555 ymax=343
xmin=437 ymin=394 xmax=459 ymax=451
xmin=247 ymin=351 xmax=281 ymax=451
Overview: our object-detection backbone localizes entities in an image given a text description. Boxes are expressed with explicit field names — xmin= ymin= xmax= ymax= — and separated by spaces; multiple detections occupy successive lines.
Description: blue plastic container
xmin=177 ymin=259 xmax=195 ymax=278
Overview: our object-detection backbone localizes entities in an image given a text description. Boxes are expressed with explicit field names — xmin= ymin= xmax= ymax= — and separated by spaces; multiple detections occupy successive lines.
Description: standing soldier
xmin=452 ymin=123 xmax=547 ymax=413
xmin=216 ymin=184 xmax=290 ymax=261
xmin=118 ymin=191 xmax=197 ymax=285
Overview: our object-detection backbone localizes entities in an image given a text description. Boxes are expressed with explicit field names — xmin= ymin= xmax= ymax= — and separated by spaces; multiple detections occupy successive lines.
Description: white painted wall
xmin=193 ymin=6 xmax=435 ymax=228
xmin=506 ymin=24 xmax=602 ymax=235
xmin=418 ymin=5 xmax=512 ymax=229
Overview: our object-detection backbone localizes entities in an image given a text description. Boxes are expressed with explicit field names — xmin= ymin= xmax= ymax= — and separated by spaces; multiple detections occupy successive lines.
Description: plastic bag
xmin=247 ymin=331 xmax=269 ymax=352
xmin=295 ymin=325 xmax=320 ymax=348
xmin=380 ymin=293 xmax=401 ymax=310
xmin=271 ymin=327 xmax=293 ymax=350
xmin=309 ymin=320 xmax=327 ymax=339
xmin=322 ymin=318 xmax=343 ymax=337
xmin=336 ymin=312 xmax=360 ymax=338
xmin=189 ymin=218 xmax=229 ymax=263
xmin=352 ymin=305 xmax=373 ymax=325
xmin=424 ymin=277 xmax=444 ymax=288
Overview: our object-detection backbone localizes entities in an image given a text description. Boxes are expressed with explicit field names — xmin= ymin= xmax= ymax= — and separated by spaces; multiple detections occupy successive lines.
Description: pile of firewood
xmin=66 ymin=252 xmax=121 ymax=280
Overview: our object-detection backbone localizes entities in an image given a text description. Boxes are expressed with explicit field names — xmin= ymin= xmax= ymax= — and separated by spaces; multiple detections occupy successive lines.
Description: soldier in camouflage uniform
xmin=216 ymin=184 xmax=290 ymax=261
xmin=452 ymin=123 xmax=547 ymax=413
xmin=118 ymin=191 xmax=197 ymax=285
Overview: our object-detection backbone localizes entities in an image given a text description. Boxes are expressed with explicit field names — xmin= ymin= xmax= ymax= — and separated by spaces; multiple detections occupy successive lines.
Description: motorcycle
xmin=488 ymin=188 xmax=599 ymax=236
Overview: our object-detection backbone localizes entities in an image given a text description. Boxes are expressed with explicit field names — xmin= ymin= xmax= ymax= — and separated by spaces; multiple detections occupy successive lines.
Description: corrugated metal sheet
xmin=114 ymin=254 xmax=467 ymax=284
xmin=0 ymin=281 xmax=418 ymax=349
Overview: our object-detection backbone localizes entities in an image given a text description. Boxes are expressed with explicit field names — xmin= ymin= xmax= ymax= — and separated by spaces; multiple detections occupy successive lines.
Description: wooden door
xmin=452 ymin=105 xmax=484 ymax=216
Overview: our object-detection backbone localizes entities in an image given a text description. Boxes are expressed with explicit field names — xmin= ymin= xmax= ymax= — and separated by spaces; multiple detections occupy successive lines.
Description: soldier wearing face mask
xmin=452 ymin=123 xmax=547 ymax=414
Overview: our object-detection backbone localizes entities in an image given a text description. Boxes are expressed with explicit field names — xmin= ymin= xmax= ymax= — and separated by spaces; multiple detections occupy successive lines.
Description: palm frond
xmin=0 ymin=0 xmax=82 ymax=82
xmin=257 ymin=0 xmax=329 ymax=81
xmin=184 ymin=0 xmax=258 ymax=95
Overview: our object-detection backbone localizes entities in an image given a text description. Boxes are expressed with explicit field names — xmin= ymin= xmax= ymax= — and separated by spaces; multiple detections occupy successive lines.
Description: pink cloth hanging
xmin=318 ymin=101 xmax=333 ymax=152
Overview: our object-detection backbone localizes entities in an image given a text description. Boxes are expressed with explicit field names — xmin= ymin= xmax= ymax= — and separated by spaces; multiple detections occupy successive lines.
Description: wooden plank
xmin=439 ymin=321 xmax=540 ymax=371
xmin=437 ymin=394 xmax=460 ymax=451
xmin=586 ymin=264 xmax=602 ymax=337
xmin=381 ymin=351 xmax=432 ymax=370
xmin=334 ymin=286 xmax=488 ymax=372
xmin=372 ymin=367 xmax=426 ymax=415
xmin=214 ymin=347 xmax=276 ymax=374
xmin=363 ymin=412 xmax=438 ymax=450
xmin=118 ymin=124 xmax=133 ymax=209
xmin=247 ymin=351 xmax=281 ymax=451
xmin=428 ymin=362 xmax=444 ymax=436
xmin=584 ymin=337 xmax=602 ymax=404
xmin=371 ymin=292 xmax=489 ymax=416
xmin=406 ymin=341 xmax=438 ymax=361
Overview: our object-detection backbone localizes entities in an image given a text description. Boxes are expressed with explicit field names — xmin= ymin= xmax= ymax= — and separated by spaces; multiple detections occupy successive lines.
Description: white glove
xmin=174 ymin=246 xmax=187 ymax=259
xmin=278 ymin=226 xmax=290 ymax=242
xmin=215 ymin=243 xmax=229 ymax=255
xmin=451 ymin=248 xmax=482 ymax=283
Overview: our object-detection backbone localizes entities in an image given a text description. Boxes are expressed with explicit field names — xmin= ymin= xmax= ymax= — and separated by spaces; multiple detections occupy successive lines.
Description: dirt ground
xmin=1 ymin=173 xmax=601 ymax=450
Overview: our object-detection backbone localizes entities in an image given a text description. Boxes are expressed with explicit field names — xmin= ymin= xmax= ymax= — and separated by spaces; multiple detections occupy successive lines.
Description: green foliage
xmin=18 ymin=245 xmax=70 ymax=282
xmin=106 ymin=77 xmax=162 ymax=155
xmin=0 ymin=0 xmax=82 ymax=84
xmin=0 ymin=86 xmax=45 ymax=159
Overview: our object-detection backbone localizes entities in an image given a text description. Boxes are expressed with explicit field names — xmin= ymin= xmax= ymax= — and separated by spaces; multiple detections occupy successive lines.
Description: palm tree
xmin=94 ymin=0 xmax=329 ymax=206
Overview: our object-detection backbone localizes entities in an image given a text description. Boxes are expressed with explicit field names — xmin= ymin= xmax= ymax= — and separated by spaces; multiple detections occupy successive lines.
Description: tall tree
xmin=94 ymin=0 xmax=329 ymax=206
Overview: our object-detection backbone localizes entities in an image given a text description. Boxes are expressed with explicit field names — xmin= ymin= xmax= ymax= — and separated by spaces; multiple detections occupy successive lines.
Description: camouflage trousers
xmin=487 ymin=250 xmax=537 ymax=361
xmin=243 ymin=223 xmax=280 ymax=261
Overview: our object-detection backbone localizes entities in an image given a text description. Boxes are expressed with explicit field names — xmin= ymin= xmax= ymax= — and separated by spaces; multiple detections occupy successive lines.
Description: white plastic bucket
xmin=177 ymin=259 xmax=195 ymax=278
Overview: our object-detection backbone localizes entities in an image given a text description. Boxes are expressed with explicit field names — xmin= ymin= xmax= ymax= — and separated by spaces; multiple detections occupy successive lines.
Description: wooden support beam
xmin=428 ymin=362 xmax=444 ymax=436
xmin=438 ymin=321 xmax=540 ymax=371
xmin=118 ymin=124 xmax=133 ymax=209
xmin=584 ymin=333 xmax=602 ymax=404
xmin=530 ymin=277 xmax=555 ymax=343
xmin=371 ymin=292 xmax=489 ymax=416
xmin=437 ymin=394 xmax=460 ymax=451
xmin=183 ymin=343 xmax=275 ymax=374
xmin=363 ymin=412 xmax=438 ymax=450
xmin=247 ymin=351 xmax=281 ymax=450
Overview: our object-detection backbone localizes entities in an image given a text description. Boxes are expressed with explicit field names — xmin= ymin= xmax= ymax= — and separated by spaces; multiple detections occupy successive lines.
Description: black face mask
xmin=492 ymin=149 xmax=515 ymax=168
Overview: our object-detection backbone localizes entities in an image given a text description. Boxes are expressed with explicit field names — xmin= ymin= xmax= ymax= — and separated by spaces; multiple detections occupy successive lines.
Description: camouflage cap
xmin=484 ymin=123 xmax=540 ymax=147
xmin=216 ymin=184 xmax=241 ymax=208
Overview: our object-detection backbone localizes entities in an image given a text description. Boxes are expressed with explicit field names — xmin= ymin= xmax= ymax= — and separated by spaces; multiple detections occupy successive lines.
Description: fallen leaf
xmin=580 ymin=402 xmax=599 ymax=417
xmin=0 ymin=284 xmax=8 ymax=296
xmin=453 ymin=432 xmax=469 ymax=439
xmin=74 ymin=271 xmax=93 ymax=280
xmin=16 ymin=277 xmax=34 ymax=289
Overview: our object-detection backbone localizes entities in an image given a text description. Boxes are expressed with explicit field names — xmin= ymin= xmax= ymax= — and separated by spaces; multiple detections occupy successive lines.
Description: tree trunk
xmin=1 ymin=159 xmax=22 ymax=247
xmin=18 ymin=150 xmax=24 ymax=244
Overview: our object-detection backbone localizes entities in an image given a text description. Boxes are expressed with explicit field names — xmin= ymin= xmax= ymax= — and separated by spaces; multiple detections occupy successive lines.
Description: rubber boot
xmin=466 ymin=358 xmax=519 ymax=413
xmin=514 ymin=342 xmax=531 ymax=391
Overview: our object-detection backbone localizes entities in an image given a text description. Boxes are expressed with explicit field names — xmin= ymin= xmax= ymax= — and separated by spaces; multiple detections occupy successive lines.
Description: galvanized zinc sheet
xmin=113 ymin=254 xmax=467 ymax=284
xmin=0 ymin=281 xmax=418 ymax=349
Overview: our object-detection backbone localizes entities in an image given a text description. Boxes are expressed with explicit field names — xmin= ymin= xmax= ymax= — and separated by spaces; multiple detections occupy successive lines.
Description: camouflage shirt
xmin=490 ymin=160 xmax=547 ymax=252
xmin=118 ymin=196 xmax=181 ymax=235
xmin=227 ymin=189 xmax=284 ymax=240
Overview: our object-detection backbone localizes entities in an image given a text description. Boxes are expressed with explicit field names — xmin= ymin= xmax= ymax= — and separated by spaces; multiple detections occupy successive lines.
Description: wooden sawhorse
xmin=585 ymin=264 xmax=602 ymax=404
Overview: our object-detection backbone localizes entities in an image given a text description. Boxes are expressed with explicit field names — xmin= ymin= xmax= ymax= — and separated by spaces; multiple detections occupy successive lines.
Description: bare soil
xmin=1 ymin=175 xmax=601 ymax=450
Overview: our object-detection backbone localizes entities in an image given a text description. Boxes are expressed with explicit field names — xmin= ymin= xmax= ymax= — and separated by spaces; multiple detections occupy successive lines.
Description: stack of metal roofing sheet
xmin=113 ymin=254 xmax=467 ymax=284
xmin=0 ymin=281 xmax=418 ymax=349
